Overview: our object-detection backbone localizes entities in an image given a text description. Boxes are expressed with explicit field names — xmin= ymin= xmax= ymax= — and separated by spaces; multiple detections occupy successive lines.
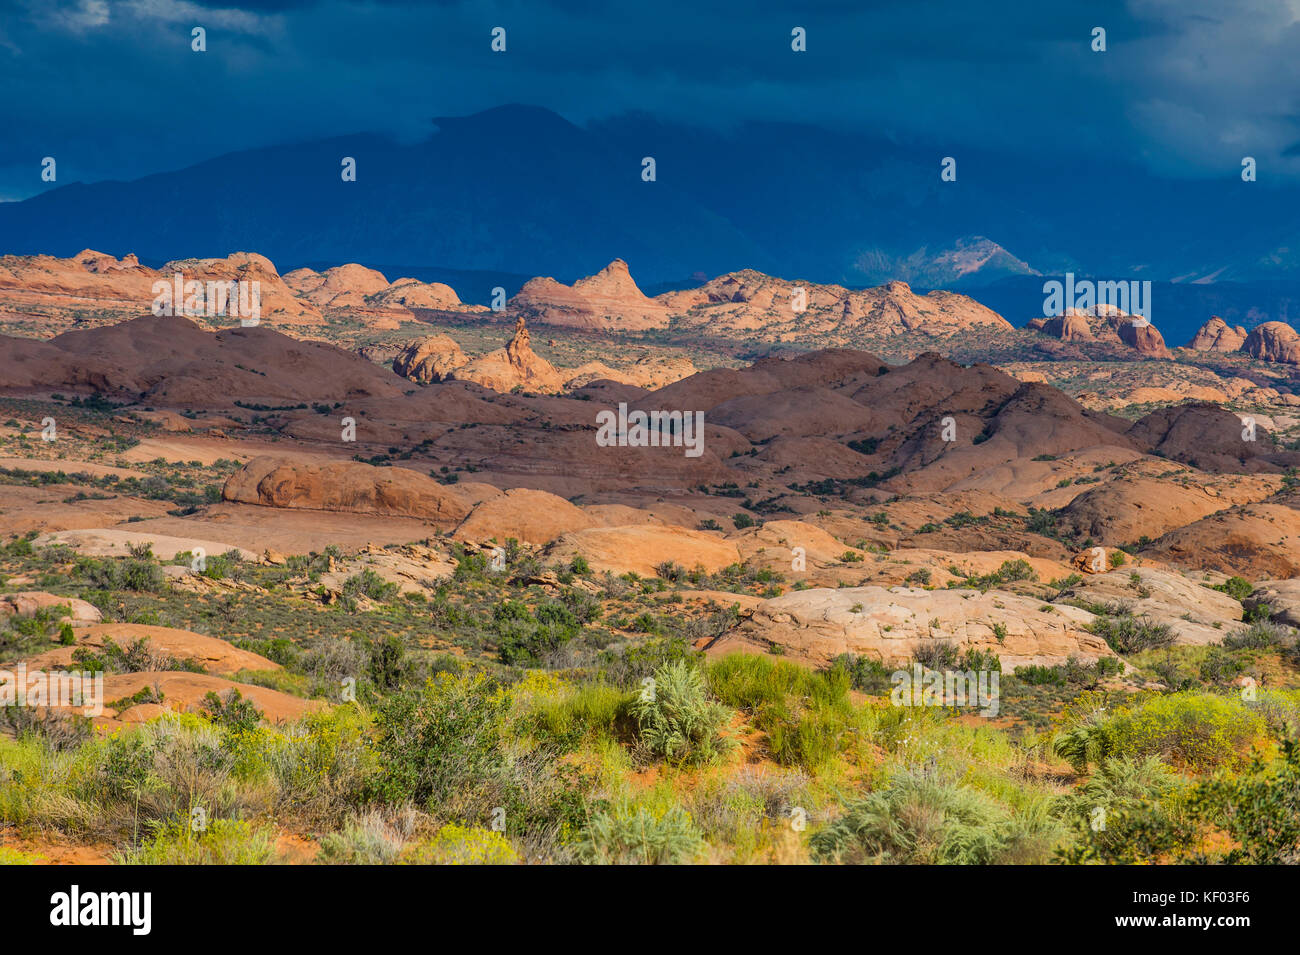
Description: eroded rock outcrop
xmin=1243 ymin=321 xmax=1300 ymax=364
xmin=222 ymin=456 xmax=471 ymax=525
xmin=1187 ymin=316 xmax=1247 ymax=352
xmin=711 ymin=586 xmax=1113 ymax=669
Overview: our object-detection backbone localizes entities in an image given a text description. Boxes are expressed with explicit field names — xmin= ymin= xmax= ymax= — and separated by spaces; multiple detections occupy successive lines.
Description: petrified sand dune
xmin=18 ymin=624 xmax=279 ymax=675
xmin=1127 ymin=403 xmax=1281 ymax=472
xmin=0 ymin=314 xmax=406 ymax=405
xmin=1187 ymin=316 xmax=1248 ymax=352
xmin=1 ymin=592 xmax=102 ymax=625
xmin=510 ymin=259 xmax=672 ymax=330
xmin=1056 ymin=471 xmax=1280 ymax=545
xmin=372 ymin=277 xmax=466 ymax=310
xmin=1054 ymin=568 xmax=1245 ymax=645
xmin=453 ymin=487 xmax=598 ymax=546
xmin=223 ymin=456 xmax=471 ymax=525
xmin=393 ymin=334 xmax=470 ymax=383
xmin=1143 ymin=496 xmax=1300 ymax=579
xmin=658 ymin=272 xmax=1011 ymax=340
xmin=1243 ymin=321 xmax=1300 ymax=364
xmin=544 ymin=525 xmax=741 ymax=576
xmin=93 ymin=673 xmax=322 ymax=724
xmin=0 ymin=249 xmax=321 ymax=326
xmin=711 ymin=586 xmax=1112 ymax=669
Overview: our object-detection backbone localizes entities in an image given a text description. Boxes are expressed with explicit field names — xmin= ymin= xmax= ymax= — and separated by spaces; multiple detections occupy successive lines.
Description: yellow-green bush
xmin=118 ymin=818 xmax=276 ymax=865
xmin=400 ymin=823 xmax=518 ymax=865
xmin=1056 ymin=692 xmax=1266 ymax=772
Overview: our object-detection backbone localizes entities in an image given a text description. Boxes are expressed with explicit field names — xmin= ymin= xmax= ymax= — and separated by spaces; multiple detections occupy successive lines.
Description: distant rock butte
xmin=449 ymin=316 xmax=566 ymax=393
xmin=1187 ymin=316 xmax=1248 ymax=352
xmin=510 ymin=259 xmax=672 ymax=330
xmin=283 ymin=264 xmax=483 ymax=327
xmin=393 ymin=334 xmax=469 ymax=383
xmin=1030 ymin=307 xmax=1171 ymax=358
xmin=0 ymin=249 xmax=322 ymax=326
xmin=1243 ymin=321 xmax=1300 ymax=365
xmin=658 ymin=271 xmax=1011 ymax=340
xmin=1117 ymin=319 xmax=1172 ymax=358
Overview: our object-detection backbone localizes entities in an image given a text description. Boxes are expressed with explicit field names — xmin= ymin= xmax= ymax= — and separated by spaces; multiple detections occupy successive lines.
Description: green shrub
xmin=1212 ymin=576 xmax=1254 ymax=601
xmin=401 ymin=823 xmax=518 ymax=865
xmin=1189 ymin=737 xmax=1300 ymax=864
xmin=1055 ymin=756 xmax=1183 ymax=860
xmin=342 ymin=569 xmax=398 ymax=603
xmin=630 ymin=660 xmax=733 ymax=766
xmin=370 ymin=673 xmax=507 ymax=810
xmin=494 ymin=600 xmax=581 ymax=666
xmin=200 ymin=689 xmax=263 ymax=733
xmin=811 ymin=771 xmax=1012 ymax=864
xmin=577 ymin=803 xmax=704 ymax=864
xmin=119 ymin=818 xmax=275 ymax=865
xmin=1089 ymin=612 xmax=1174 ymax=654
xmin=1054 ymin=691 xmax=1264 ymax=772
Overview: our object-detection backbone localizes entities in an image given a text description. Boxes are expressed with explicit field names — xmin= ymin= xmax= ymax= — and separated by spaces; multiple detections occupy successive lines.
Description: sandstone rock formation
xmin=1056 ymin=469 xmax=1279 ymax=545
xmin=1127 ymin=403 xmax=1274 ymax=472
xmin=0 ymin=592 xmax=102 ymax=626
xmin=711 ymin=586 xmax=1113 ymax=669
xmin=223 ymin=456 xmax=471 ymax=526
xmin=160 ymin=252 xmax=321 ymax=325
xmin=1243 ymin=321 xmax=1300 ymax=364
xmin=1028 ymin=313 xmax=1095 ymax=341
xmin=453 ymin=487 xmax=598 ymax=546
xmin=393 ymin=335 xmax=469 ymax=383
xmin=450 ymin=317 xmax=565 ymax=393
xmin=19 ymin=624 xmax=279 ymax=675
xmin=1187 ymin=316 xmax=1248 ymax=352
xmin=1243 ymin=579 xmax=1300 ymax=628
xmin=1117 ymin=319 xmax=1172 ymax=358
xmin=658 ymin=272 xmax=1011 ymax=341
xmin=371 ymin=277 xmax=466 ymax=310
xmin=1143 ymin=498 xmax=1300 ymax=579
xmin=0 ymin=249 xmax=322 ymax=329
xmin=544 ymin=525 xmax=741 ymax=577
xmin=0 ymin=314 xmax=406 ymax=405
xmin=1055 ymin=568 xmax=1245 ymax=645
xmin=510 ymin=259 xmax=672 ymax=330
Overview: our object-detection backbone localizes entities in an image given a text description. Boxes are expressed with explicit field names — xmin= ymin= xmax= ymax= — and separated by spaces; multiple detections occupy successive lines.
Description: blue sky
xmin=1 ymin=0 xmax=1298 ymax=200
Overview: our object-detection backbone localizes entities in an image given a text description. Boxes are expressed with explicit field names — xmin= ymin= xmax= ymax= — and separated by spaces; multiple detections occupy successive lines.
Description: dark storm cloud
xmin=0 ymin=0 xmax=1296 ymax=199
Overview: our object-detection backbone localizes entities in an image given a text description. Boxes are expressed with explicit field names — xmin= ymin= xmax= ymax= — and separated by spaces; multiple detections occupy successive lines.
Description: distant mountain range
xmin=2 ymin=104 xmax=1300 ymax=304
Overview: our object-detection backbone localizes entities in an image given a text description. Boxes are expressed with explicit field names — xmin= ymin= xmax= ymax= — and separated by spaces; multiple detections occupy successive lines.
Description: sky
xmin=1 ymin=0 xmax=1299 ymax=201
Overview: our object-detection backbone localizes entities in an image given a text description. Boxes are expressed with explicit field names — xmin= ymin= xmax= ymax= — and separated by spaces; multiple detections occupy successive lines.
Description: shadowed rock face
xmin=1126 ymin=402 xmax=1291 ymax=473
xmin=1117 ymin=319 xmax=1172 ymax=358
